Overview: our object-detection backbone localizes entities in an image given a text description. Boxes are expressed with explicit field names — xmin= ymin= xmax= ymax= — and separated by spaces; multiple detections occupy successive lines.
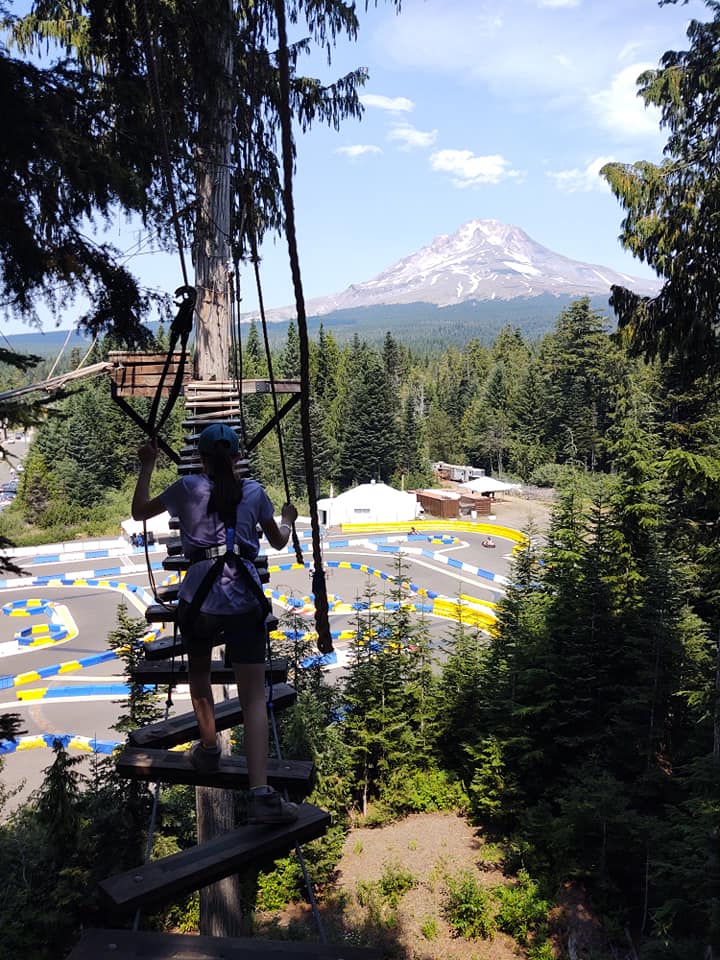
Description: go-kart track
xmin=0 ymin=520 xmax=524 ymax=811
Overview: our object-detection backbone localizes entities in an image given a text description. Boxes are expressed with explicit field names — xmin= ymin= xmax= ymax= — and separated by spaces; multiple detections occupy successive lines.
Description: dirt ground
xmin=258 ymin=812 xmax=531 ymax=959
xmin=484 ymin=492 xmax=553 ymax=536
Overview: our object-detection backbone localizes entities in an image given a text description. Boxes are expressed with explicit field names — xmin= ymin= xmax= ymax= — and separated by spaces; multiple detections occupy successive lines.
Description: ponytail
xmin=205 ymin=444 xmax=243 ymax=525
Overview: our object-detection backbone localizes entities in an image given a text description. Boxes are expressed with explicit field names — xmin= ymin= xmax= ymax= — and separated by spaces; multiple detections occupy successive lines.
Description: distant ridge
xmin=2 ymin=328 xmax=94 ymax=357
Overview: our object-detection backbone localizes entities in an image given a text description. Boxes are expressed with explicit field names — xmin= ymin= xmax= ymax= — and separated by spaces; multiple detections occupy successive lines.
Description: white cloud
xmin=360 ymin=94 xmax=414 ymax=113
xmin=589 ymin=61 xmax=662 ymax=139
xmin=547 ymin=155 xmax=615 ymax=193
xmin=618 ymin=41 xmax=643 ymax=63
xmin=335 ymin=145 xmax=383 ymax=159
xmin=387 ymin=123 xmax=438 ymax=150
xmin=372 ymin=1 xmax=690 ymax=112
xmin=535 ymin=0 xmax=579 ymax=7
xmin=430 ymin=149 xmax=524 ymax=187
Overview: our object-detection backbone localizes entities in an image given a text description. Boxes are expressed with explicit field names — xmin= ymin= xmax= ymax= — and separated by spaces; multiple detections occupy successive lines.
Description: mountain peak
xmin=244 ymin=220 xmax=660 ymax=322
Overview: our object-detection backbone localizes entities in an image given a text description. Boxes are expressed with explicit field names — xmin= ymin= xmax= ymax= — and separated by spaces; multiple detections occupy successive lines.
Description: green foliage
xmin=442 ymin=871 xmax=497 ymax=940
xmin=256 ymin=856 xmax=304 ymax=912
xmin=420 ymin=915 xmax=439 ymax=940
xmin=356 ymin=860 xmax=416 ymax=922
xmin=493 ymin=870 xmax=550 ymax=946
xmin=378 ymin=860 xmax=417 ymax=907
xmin=380 ymin=764 xmax=468 ymax=816
xmin=108 ymin=602 xmax=164 ymax=735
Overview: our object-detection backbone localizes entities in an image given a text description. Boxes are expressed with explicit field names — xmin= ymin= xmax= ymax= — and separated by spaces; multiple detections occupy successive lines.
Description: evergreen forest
xmin=0 ymin=0 xmax=719 ymax=958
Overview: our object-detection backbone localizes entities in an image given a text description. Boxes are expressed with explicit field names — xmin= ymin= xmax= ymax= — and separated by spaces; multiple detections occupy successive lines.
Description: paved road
xmin=0 ymin=523 xmax=517 ymax=814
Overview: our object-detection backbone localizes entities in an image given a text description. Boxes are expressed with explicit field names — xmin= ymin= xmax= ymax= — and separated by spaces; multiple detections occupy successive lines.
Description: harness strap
xmin=188 ymin=542 xmax=255 ymax=563
xmin=183 ymin=545 xmax=272 ymax=622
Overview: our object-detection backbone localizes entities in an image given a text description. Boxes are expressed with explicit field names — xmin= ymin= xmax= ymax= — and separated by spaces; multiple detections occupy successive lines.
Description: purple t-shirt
xmin=160 ymin=474 xmax=274 ymax=615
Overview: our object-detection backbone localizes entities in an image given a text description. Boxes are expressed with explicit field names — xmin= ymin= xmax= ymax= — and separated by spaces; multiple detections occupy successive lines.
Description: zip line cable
xmin=274 ymin=0 xmax=333 ymax=655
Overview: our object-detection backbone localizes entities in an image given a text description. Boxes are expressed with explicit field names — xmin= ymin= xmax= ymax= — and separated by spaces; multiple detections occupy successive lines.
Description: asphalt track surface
xmin=0 ymin=523 xmax=517 ymax=814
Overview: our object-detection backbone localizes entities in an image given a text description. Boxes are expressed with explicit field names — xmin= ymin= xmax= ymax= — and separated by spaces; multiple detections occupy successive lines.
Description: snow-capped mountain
xmin=245 ymin=220 xmax=660 ymax=322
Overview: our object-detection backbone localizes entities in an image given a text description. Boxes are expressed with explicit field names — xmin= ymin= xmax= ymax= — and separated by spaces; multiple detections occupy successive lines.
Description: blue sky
xmin=7 ymin=0 xmax=708 ymax=333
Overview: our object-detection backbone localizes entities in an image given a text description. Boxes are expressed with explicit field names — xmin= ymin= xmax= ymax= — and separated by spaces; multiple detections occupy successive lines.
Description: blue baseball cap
xmin=197 ymin=423 xmax=240 ymax=456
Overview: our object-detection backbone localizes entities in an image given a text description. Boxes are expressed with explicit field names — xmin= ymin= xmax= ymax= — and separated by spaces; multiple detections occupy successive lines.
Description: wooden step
xmin=142 ymin=633 xmax=182 ymax=658
xmin=132 ymin=657 xmax=288 ymax=685
xmin=145 ymin=603 xmax=178 ymax=624
xmin=115 ymin=747 xmax=314 ymax=794
xmin=142 ymin=616 xmax=280 ymax=658
xmin=128 ymin=684 xmax=297 ymax=749
xmin=99 ymin=803 xmax=329 ymax=913
xmin=153 ymin=584 xmax=179 ymax=603
xmin=68 ymin=928 xmax=382 ymax=958
xmin=131 ymin=658 xmax=230 ymax=685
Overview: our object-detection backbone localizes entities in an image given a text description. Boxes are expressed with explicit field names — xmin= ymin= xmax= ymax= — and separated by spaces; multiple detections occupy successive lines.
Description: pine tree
xmin=336 ymin=343 xmax=398 ymax=487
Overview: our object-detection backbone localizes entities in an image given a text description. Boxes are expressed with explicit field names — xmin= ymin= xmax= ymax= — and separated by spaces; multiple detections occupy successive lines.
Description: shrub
xmin=443 ymin=871 xmax=496 ymax=940
xmin=421 ymin=915 xmax=439 ymax=941
xmin=494 ymin=869 xmax=550 ymax=946
xmin=378 ymin=860 xmax=416 ymax=907
xmin=381 ymin=765 xmax=469 ymax=816
xmin=256 ymin=856 xmax=303 ymax=911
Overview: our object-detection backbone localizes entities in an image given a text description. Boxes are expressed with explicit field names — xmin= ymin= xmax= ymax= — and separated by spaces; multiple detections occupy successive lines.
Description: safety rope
xmin=45 ymin=325 xmax=74 ymax=381
xmin=228 ymin=261 xmax=248 ymax=451
xmin=249 ymin=230 xmax=303 ymax=568
xmin=273 ymin=0 xmax=333 ymax=654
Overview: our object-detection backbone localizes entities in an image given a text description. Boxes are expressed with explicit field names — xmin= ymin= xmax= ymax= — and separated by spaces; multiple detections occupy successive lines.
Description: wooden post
xmin=190 ymin=0 xmax=243 ymax=937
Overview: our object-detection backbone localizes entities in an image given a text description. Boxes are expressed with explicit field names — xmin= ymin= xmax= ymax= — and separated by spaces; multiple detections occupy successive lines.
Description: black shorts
xmin=176 ymin=599 xmax=267 ymax=664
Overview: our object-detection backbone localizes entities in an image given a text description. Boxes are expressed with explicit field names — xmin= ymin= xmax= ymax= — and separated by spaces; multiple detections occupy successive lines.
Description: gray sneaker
xmin=247 ymin=788 xmax=299 ymax=825
xmin=188 ymin=741 xmax=221 ymax=772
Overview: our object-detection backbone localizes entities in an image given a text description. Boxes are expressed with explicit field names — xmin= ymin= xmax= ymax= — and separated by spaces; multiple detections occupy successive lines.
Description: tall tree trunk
xmin=192 ymin=1 xmax=233 ymax=384
xmin=191 ymin=0 xmax=243 ymax=936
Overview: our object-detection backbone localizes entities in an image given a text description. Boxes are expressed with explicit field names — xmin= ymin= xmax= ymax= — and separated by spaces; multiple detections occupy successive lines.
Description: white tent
xmin=316 ymin=481 xmax=422 ymax=527
xmin=121 ymin=511 xmax=173 ymax=541
xmin=461 ymin=476 xmax=521 ymax=495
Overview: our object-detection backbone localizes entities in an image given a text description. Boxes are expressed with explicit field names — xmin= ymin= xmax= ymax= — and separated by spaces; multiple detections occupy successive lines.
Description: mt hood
xmin=247 ymin=220 xmax=660 ymax=320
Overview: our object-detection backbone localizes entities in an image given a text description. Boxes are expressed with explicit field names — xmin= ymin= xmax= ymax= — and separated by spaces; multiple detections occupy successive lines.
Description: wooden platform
xmin=68 ymin=928 xmax=382 ymax=959
xmin=99 ymin=803 xmax=329 ymax=912
xmin=132 ymin=658 xmax=288 ymax=687
xmin=115 ymin=747 xmax=314 ymax=793
xmin=108 ymin=352 xmax=191 ymax=399
xmin=128 ymin=685 xmax=297 ymax=749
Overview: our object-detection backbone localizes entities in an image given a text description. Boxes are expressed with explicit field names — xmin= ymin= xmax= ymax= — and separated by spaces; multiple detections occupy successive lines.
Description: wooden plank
xmin=69 ymin=928 xmax=383 ymax=959
xmin=132 ymin=658 xmax=235 ymax=685
xmin=99 ymin=803 xmax=329 ymax=913
xmin=142 ymin=623 xmax=281 ymax=662
xmin=131 ymin=658 xmax=288 ymax=686
xmin=145 ymin=603 xmax=178 ymax=624
xmin=128 ymin=684 xmax=297 ymax=749
xmin=142 ymin=633 xmax=183 ymax=658
xmin=108 ymin=353 xmax=191 ymax=398
xmin=186 ymin=379 xmax=302 ymax=396
xmin=115 ymin=747 xmax=315 ymax=793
